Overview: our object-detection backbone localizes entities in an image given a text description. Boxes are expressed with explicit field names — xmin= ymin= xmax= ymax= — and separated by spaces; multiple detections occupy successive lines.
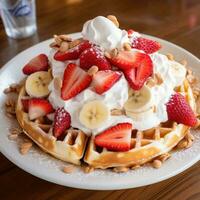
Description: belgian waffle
xmin=84 ymin=80 xmax=196 ymax=169
xmin=16 ymin=87 xmax=88 ymax=165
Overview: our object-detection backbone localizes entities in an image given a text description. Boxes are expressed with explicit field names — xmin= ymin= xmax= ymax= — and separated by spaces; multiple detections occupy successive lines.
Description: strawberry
xmin=61 ymin=63 xmax=92 ymax=100
xmin=28 ymin=98 xmax=54 ymax=120
xmin=127 ymin=29 xmax=135 ymax=37
xmin=53 ymin=107 xmax=71 ymax=138
xmin=22 ymin=54 xmax=49 ymax=75
xmin=123 ymin=54 xmax=153 ymax=90
xmin=94 ymin=123 xmax=132 ymax=152
xmin=80 ymin=47 xmax=111 ymax=70
xmin=54 ymin=40 xmax=91 ymax=61
xmin=166 ymin=93 xmax=197 ymax=127
xmin=132 ymin=37 xmax=161 ymax=54
xmin=109 ymin=51 xmax=145 ymax=71
xmin=21 ymin=98 xmax=30 ymax=112
xmin=92 ymin=70 xmax=122 ymax=94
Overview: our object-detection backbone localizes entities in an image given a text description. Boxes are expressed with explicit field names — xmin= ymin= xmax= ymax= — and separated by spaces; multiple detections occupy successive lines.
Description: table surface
xmin=0 ymin=0 xmax=200 ymax=199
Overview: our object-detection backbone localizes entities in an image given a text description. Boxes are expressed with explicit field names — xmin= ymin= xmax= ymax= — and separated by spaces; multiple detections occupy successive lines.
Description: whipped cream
xmin=82 ymin=16 xmax=129 ymax=51
xmin=48 ymin=16 xmax=187 ymax=135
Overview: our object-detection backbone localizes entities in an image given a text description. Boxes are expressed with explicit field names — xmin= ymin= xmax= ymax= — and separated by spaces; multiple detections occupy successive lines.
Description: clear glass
xmin=0 ymin=0 xmax=37 ymax=39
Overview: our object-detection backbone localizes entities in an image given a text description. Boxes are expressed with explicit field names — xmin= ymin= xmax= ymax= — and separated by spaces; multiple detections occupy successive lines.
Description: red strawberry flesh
xmin=53 ymin=107 xmax=71 ymax=138
xmin=22 ymin=54 xmax=49 ymax=75
xmin=166 ymin=93 xmax=197 ymax=127
xmin=54 ymin=40 xmax=91 ymax=61
xmin=93 ymin=70 xmax=122 ymax=94
xmin=61 ymin=63 xmax=92 ymax=100
xmin=80 ymin=47 xmax=111 ymax=70
xmin=123 ymin=53 xmax=153 ymax=90
xmin=109 ymin=51 xmax=145 ymax=71
xmin=94 ymin=123 xmax=132 ymax=152
xmin=28 ymin=98 xmax=54 ymax=120
xmin=132 ymin=37 xmax=161 ymax=54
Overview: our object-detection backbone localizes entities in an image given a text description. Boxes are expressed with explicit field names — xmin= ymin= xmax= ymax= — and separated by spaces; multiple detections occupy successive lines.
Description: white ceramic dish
xmin=0 ymin=33 xmax=200 ymax=190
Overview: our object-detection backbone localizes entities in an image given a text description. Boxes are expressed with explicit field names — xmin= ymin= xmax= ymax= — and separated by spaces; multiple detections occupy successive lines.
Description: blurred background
xmin=0 ymin=0 xmax=200 ymax=68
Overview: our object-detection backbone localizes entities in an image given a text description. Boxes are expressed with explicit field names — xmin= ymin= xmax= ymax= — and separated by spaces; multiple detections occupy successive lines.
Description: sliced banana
xmin=126 ymin=107 xmax=154 ymax=121
xmin=25 ymin=71 xmax=52 ymax=98
xmin=169 ymin=61 xmax=186 ymax=86
xmin=124 ymin=85 xmax=154 ymax=113
xmin=79 ymin=100 xmax=110 ymax=129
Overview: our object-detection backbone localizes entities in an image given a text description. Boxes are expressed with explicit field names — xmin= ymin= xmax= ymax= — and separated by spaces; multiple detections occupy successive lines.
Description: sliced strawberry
xmin=109 ymin=51 xmax=145 ymax=71
xmin=53 ymin=107 xmax=71 ymax=138
xmin=132 ymin=37 xmax=161 ymax=54
xmin=61 ymin=63 xmax=92 ymax=100
xmin=123 ymin=54 xmax=153 ymax=90
xmin=54 ymin=40 xmax=91 ymax=61
xmin=94 ymin=123 xmax=132 ymax=152
xmin=92 ymin=70 xmax=122 ymax=94
xmin=80 ymin=47 xmax=111 ymax=70
xmin=127 ymin=29 xmax=135 ymax=37
xmin=28 ymin=98 xmax=54 ymax=120
xmin=22 ymin=54 xmax=49 ymax=75
xmin=21 ymin=98 xmax=30 ymax=112
xmin=166 ymin=93 xmax=197 ymax=127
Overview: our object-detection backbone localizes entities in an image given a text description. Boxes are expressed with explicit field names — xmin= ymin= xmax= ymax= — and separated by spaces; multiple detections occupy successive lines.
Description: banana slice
xmin=25 ymin=71 xmax=52 ymax=98
xmin=79 ymin=100 xmax=110 ymax=129
xmin=124 ymin=85 xmax=153 ymax=113
xmin=170 ymin=61 xmax=186 ymax=86
xmin=126 ymin=107 xmax=154 ymax=121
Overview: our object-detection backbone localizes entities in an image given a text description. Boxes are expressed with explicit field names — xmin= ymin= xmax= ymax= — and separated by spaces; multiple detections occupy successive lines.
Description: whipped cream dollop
xmin=82 ymin=16 xmax=129 ymax=51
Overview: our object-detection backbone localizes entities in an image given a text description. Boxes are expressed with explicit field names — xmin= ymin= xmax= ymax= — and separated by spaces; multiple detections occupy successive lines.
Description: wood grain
xmin=0 ymin=0 xmax=200 ymax=199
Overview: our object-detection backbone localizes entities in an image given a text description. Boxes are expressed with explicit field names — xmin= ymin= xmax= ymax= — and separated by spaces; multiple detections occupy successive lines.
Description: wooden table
xmin=0 ymin=0 xmax=200 ymax=199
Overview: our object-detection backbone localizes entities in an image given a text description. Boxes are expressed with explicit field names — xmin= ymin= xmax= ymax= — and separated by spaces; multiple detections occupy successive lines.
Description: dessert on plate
xmin=12 ymin=15 xmax=199 ymax=170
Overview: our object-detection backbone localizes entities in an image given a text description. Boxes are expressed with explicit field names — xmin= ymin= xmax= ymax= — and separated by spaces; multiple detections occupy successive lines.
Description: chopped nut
xmin=83 ymin=166 xmax=94 ymax=173
xmin=187 ymin=74 xmax=197 ymax=84
xmin=166 ymin=53 xmax=174 ymax=60
xmin=107 ymin=15 xmax=119 ymax=27
xmin=152 ymin=159 xmax=162 ymax=169
xmin=69 ymin=39 xmax=82 ymax=49
xmin=8 ymin=134 xmax=18 ymax=140
xmin=185 ymin=132 xmax=195 ymax=141
xmin=131 ymin=165 xmax=140 ymax=170
xmin=104 ymin=51 xmax=111 ymax=59
xmin=110 ymin=48 xmax=118 ymax=57
xmin=185 ymin=139 xmax=193 ymax=148
xmin=62 ymin=165 xmax=75 ymax=173
xmin=154 ymin=73 xmax=163 ymax=85
xmin=59 ymin=41 xmax=69 ymax=52
xmin=6 ymin=113 xmax=14 ymax=118
xmin=176 ymin=139 xmax=188 ymax=149
xmin=54 ymin=34 xmax=62 ymax=45
xmin=54 ymin=77 xmax=62 ymax=91
xmin=123 ymin=42 xmax=131 ymax=51
xmin=20 ymin=142 xmax=32 ymax=155
xmin=59 ymin=34 xmax=72 ymax=42
xmin=146 ymin=78 xmax=156 ymax=88
xmin=88 ymin=65 xmax=99 ymax=76
xmin=157 ymin=153 xmax=171 ymax=162
xmin=113 ymin=166 xmax=129 ymax=173
xmin=180 ymin=60 xmax=187 ymax=66
xmin=111 ymin=109 xmax=124 ymax=116
xmin=5 ymin=99 xmax=15 ymax=107
xmin=10 ymin=127 xmax=22 ymax=135
xmin=3 ymin=87 xmax=11 ymax=94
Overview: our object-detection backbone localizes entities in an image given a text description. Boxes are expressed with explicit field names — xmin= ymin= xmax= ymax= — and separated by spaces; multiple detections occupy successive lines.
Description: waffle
xmin=16 ymin=87 xmax=88 ymax=165
xmin=84 ymin=79 xmax=196 ymax=169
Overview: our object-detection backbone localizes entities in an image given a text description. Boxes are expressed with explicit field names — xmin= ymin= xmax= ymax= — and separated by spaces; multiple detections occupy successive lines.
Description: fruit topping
xmin=92 ymin=70 xmax=122 ymax=94
xmin=79 ymin=100 xmax=109 ymax=129
xmin=94 ymin=123 xmax=132 ymax=152
xmin=28 ymin=98 xmax=54 ymax=120
xmin=166 ymin=93 xmax=197 ymax=127
xmin=80 ymin=47 xmax=111 ymax=70
xmin=22 ymin=54 xmax=49 ymax=75
xmin=61 ymin=63 xmax=92 ymax=100
xmin=53 ymin=107 xmax=71 ymax=138
xmin=54 ymin=40 xmax=91 ymax=61
xmin=109 ymin=51 xmax=146 ymax=70
xmin=25 ymin=71 xmax=52 ymax=98
xmin=132 ymin=37 xmax=161 ymax=54
xmin=123 ymin=54 xmax=153 ymax=90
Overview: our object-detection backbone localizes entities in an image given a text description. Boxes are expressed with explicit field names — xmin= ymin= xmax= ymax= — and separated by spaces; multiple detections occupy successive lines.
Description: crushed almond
xmin=59 ymin=41 xmax=69 ymax=52
xmin=62 ymin=165 xmax=76 ymax=173
xmin=8 ymin=134 xmax=18 ymax=140
xmin=166 ymin=53 xmax=174 ymax=60
xmin=110 ymin=48 xmax=118 ymax=57
xmin=111 ymin=109 xmax=124 ymax=116
xmin=54 ymin=77 xmax=62 ymax=91
xmin=123 ymin=42 xmax=131 ymax=51
xmin=180 ymin=60 xmax=187 ymax=66
xmin=146 ymin=78 xmax=156 ymax=88
xmin=152 ymin=159 xmax=162 ymax=169
xmin=88 ymin=65 xmax=99 ymax=76
xmin=59 ymin=34 xmax=72 ymax=42
xmin=131 ymin=165 xmax=140 ymax=170
xmin=113 ymin=166 xmax=129 ymax=173
xmin=154 ymin=73 xmax=163 ymax=85
xmin=69 ymin=39 xmax=82 ymax=49
xmin=107 ymin=15 xmax=119 ymax=27
xmin=176 ymin=139 xmax=188 ymax=149
xmin=20 ymin=142 xmax=33 ymax=155
xmin=157 ymin=153 xmax=171 ymax=162
xmin=104 ymin=51 xmax=111 ymax=59
xmin=83 ymin=166 xmax=94 ymax=173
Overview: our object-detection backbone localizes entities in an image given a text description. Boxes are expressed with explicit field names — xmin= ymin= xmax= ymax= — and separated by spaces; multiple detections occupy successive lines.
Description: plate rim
xmin=0 ymin=32 xmax=200 ymax=190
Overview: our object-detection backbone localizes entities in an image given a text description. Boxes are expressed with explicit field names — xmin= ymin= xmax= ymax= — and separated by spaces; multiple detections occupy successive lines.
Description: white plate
xmin=0 ymin=33 xmax=200 ymax=190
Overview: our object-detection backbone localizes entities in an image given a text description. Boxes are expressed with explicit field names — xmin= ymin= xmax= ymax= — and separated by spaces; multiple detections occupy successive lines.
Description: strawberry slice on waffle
xmin=94 ymin=123 xmax=132 ymax=152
